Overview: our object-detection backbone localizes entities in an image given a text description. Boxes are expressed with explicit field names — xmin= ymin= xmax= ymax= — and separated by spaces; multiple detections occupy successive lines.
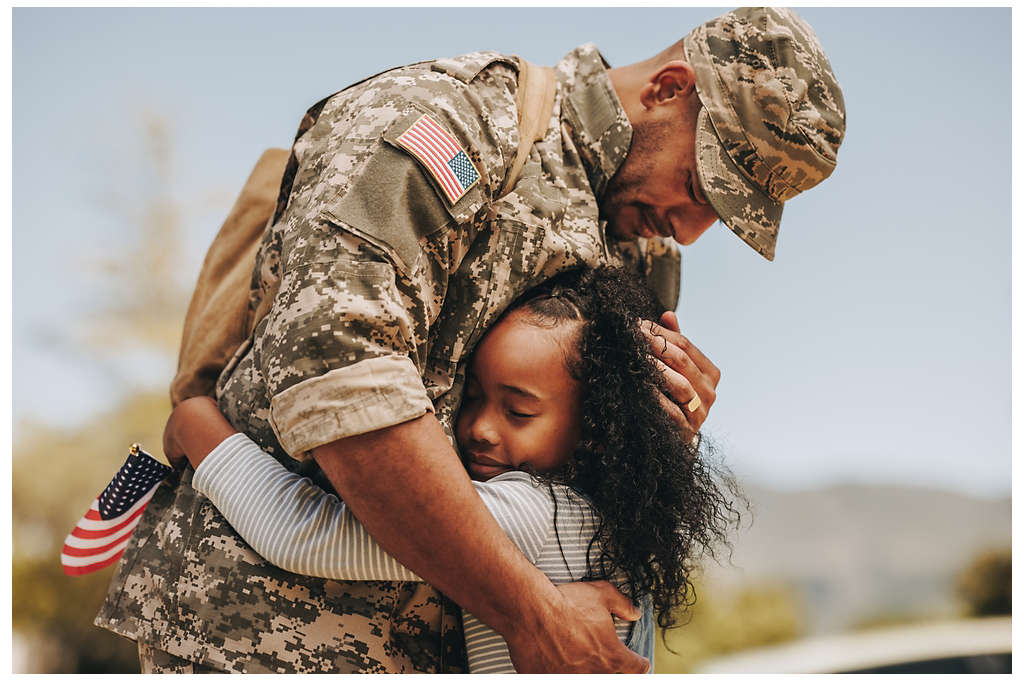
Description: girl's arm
xmin=193 ymin=432 xmax=423 ymax=580
xmin=167 ymin=397 xmax=552 ymax=582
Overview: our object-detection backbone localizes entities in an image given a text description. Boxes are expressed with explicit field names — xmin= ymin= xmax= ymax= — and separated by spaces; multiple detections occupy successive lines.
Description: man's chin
xmin=602 ymin=205 xmax=658 ymax=242
xmin=606 ymin=226 xmax=635 ymax=242
xmin=602 ymin=213 xmax=641 ymax=242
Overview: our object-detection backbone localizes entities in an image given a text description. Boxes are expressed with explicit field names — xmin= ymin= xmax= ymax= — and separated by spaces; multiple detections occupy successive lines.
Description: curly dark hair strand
xmin=515 ymin=266 xmax=743 ymax=630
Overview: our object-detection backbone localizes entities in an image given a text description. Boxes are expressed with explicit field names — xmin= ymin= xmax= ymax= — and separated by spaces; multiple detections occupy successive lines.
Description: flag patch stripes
xmin=61 ymin=444 xmax=171 ymax=576
xmin=395 ymin=113 xmax=480 ymax=204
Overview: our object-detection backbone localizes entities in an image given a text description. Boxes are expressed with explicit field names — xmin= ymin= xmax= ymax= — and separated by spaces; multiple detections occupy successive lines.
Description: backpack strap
xmin=499 ymin=59 xmax=557 ymax=198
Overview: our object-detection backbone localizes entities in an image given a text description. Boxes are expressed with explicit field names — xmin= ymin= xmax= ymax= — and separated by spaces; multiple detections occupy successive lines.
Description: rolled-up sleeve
xmin=270 ymin=355 xmax=433 ymax=456
xmin=257 ymin=213 xmax=442 ymax=459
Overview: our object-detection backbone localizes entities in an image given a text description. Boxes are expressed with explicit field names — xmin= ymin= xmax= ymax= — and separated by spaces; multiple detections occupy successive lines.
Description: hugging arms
xmin=164 ymin=267 xmax=728 ymax=673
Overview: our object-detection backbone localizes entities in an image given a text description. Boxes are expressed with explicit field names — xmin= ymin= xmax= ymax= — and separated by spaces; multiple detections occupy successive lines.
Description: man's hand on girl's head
xmin=642 ymin=311 xmax=720 ymax=439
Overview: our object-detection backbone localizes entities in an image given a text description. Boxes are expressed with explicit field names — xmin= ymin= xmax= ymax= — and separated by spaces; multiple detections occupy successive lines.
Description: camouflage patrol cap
xmin=683 ymin=7 xmax=846 ymax=261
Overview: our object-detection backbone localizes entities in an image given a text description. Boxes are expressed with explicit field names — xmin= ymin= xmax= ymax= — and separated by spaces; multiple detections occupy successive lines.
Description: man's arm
xmin=315 ymin=414 xmax=649 ymax=674
xmin=166 ymin=397 xmax=648 ymax=672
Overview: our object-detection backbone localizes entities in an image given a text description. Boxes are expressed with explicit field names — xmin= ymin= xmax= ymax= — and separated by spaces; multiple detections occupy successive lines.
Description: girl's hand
xmin=163 ymin=396 xmax=239 ymax=470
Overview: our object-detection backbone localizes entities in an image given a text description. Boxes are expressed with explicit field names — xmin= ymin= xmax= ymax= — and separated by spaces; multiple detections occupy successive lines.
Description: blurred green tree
xmin=956 ymin=549 xmax=1011 ymax=617
xmin=81 ymin=113 xmax=191 ymax=358
xmin=14 ymin=393 xmax=172 ymax=672
xmin=654 ymin=580 xmax=804 ymax=673
xmin=13 ymin=114 xmax=194 ymax=673
xmin=849 ymin=610 xmax=935 ymax=632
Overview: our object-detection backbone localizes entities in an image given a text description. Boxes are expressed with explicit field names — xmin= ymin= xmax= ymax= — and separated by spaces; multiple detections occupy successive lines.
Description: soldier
xmin=96 ymin=7 xmax=844 ymax=673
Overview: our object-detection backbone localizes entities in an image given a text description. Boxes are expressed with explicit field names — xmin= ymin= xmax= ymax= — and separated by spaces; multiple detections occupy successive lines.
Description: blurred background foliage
xmin=654 ymin=580 xmax=804 ymax=672
xmin=11 ymin=119 xmax=1011 ymax=674
xmin=12 ymin=119 xmax=186 ymax=673
xmin=956 ymin=549 xmax=1012 ymax=618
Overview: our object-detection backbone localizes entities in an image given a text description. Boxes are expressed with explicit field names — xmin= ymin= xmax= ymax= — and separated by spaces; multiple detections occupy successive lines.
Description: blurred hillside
xmin=703 ymin=483 xmax=1011 ymax=632
xmin=654 ymin=484 xmax=1010 ymax=673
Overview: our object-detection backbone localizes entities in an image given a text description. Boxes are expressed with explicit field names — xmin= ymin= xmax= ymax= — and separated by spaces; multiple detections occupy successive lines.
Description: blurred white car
xmin=694 ymin=617 xmax=1010 ymax=674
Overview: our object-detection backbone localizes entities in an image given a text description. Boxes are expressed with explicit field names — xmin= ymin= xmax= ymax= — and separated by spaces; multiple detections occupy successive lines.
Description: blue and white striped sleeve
xmin=469 ymin=471 xmax=552 ymax=564
xmin=191 ymin=433 xmax=553 ymax=580
xmin=192 ymin=432 xmax=421 ymax=580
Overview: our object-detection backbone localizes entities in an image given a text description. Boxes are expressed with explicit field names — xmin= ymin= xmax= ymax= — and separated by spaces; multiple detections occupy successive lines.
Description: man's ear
xmin=639 ymin=60 xmax=697 ymax=109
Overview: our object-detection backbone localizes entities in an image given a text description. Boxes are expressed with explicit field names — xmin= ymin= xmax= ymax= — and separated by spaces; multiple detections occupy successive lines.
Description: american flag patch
xmin=395 ymin=114 xmax=480 ymax=204
xmin=60 ymin=444 xmax=171 ymax=576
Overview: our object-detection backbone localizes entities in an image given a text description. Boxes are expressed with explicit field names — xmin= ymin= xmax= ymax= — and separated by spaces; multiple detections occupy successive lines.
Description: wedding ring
xmin=686 ymin=395 xmax=702 ymax=412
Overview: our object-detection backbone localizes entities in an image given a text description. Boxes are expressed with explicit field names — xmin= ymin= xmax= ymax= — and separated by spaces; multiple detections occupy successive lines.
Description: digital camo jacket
xmin=96 ymin=44 xmax=680 ymax=673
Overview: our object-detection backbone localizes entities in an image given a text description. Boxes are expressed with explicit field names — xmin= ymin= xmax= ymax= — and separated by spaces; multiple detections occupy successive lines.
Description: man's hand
xmin=643 ymin=311 xmax=720 ymax=439
xmin=506 ymin=581 xmax=649 ymax=673
xmin=314 ymin=414 xmax=648 ymax=673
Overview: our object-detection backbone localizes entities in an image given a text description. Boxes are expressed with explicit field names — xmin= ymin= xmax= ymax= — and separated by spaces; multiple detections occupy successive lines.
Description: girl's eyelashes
xmin=462 ymin=385 xmax=534 ymax=419
xmin=507 ymin=409 xmax=536 ymax=419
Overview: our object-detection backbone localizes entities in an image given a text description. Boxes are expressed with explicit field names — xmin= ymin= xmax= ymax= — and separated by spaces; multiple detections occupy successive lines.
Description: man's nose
xmin=667 ymin=206 xmax=718 ymax=245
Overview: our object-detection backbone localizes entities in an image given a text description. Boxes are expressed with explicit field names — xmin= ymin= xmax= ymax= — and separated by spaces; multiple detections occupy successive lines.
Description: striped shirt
xmin=192 ymin=433 xmax=635 ymax=674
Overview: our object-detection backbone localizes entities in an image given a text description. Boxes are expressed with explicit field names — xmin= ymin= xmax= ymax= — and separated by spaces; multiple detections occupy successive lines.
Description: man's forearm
xmin=312 ymin=412 xmax=560 ymax=639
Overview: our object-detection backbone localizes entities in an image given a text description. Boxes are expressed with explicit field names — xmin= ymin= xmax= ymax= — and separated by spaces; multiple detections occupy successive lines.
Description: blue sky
xmin=12 ymin=8 xmax=1011 ymax=496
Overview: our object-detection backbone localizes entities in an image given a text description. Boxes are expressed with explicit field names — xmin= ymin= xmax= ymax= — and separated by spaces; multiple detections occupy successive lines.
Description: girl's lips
xmin=467 ymin=455 xmax=513 ymax=479
xmin=468 ymin=451 xmax=506 ymax=466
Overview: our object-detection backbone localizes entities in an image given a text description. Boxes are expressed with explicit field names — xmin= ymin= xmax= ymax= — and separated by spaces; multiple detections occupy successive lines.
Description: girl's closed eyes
xmin=456 ymin=309 xmax=581 ymax=481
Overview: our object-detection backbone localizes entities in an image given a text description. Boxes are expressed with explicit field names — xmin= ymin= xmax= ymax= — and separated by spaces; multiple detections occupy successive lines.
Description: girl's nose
xmin=468 ymin=413 xmax=499 ymax=446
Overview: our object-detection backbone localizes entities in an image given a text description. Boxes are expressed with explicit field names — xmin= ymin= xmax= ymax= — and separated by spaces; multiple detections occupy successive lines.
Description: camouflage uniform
xmin=96 ymin=44 xmax=680 ymax=673
xmin=138 ymin=644 xmax=222 ymax=674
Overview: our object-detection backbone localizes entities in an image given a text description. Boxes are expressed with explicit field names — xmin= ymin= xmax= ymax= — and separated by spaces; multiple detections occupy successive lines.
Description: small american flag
xmin=395 ymin=113 xmax=480 ymax=204
xmin=60 ymin=444 xmax=171 ymax=576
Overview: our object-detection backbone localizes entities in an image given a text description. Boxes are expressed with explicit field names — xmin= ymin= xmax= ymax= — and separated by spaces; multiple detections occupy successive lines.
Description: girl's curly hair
xmin=511 ymin=266 xmax=742 ymax=630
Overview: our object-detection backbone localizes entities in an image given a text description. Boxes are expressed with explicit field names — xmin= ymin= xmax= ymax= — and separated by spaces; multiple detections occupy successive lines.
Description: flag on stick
xmin=61 ymin=443 xmax=171 ymax=576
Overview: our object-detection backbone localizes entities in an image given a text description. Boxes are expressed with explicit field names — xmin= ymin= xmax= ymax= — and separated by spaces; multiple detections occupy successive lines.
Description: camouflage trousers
xmin=138 ymin=644 xmax=222 ymax=674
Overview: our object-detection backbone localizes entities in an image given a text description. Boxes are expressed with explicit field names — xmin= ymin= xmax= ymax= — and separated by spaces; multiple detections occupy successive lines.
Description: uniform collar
xmin=556 ymin=44 xmax=633 ymax=200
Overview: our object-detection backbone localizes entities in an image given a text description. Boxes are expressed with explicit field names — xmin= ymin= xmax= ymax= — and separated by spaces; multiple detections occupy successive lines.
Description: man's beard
xmin=600 ymin=117 xmax=671 ymax=240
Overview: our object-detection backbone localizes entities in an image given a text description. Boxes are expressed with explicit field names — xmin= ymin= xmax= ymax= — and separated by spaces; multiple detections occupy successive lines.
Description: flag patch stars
xmin=448 ymin=150 xmax=479 ymax=191
xmin=395 ymin=114 xmax=481 ymax=204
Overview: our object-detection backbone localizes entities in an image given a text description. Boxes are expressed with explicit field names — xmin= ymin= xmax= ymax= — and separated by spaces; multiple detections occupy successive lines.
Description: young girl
xmin=166 ymin=266 xmax=739 ymax=674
